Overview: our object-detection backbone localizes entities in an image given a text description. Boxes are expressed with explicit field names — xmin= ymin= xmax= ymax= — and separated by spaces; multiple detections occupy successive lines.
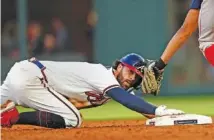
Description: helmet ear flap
xmin=112 ymin=60 xmax=121 ymax=70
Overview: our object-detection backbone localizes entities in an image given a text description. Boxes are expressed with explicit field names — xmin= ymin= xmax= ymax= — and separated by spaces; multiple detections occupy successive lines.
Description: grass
xmin=17 ymin=95 xmax=214 ymax=121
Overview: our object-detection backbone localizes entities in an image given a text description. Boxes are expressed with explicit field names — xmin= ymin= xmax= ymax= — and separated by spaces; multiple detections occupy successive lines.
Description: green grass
xmin=17 ymin=95 xmax=214 ymax=121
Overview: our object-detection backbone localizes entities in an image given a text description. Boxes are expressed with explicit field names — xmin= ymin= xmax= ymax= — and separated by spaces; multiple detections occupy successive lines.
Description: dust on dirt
xmin=1 ymin=119 xmax=214 ymax=140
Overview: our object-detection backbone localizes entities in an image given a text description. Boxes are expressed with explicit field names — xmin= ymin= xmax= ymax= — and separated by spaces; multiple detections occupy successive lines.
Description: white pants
xmin=199 ymin=42 xmax=214 ymax=54
xmin=0 ymin=60 xmax=82 ymax=128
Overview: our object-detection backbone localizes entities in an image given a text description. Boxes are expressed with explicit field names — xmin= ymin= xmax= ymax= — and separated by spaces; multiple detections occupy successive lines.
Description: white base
xmin=146 ymin=114 xmax=213 ymax=126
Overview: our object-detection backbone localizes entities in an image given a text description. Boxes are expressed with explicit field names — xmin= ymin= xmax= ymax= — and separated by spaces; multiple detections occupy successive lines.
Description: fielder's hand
xmin=155 ymin=105 xmax=185 ymax=117
xmin=141 ymin=59 xmax=164 ymax=96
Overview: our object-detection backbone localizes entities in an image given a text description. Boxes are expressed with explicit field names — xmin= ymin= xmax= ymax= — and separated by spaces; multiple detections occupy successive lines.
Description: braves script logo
xmin=85 ymin=91 xmax=110 ymax=106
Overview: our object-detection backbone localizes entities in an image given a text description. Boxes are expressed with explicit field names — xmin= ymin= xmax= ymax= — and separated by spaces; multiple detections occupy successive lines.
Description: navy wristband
xmin=155 ymin=58 xmax=166 ymax=70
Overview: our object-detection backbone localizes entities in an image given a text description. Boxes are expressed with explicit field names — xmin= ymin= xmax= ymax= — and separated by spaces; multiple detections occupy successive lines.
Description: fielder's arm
xmin=160 ymin=10 xmax=199 ymax=65
xmin=142 ymin=0 xmax=202 ymax=94
xmin=158 ymin=0 xmax=202 ymax=67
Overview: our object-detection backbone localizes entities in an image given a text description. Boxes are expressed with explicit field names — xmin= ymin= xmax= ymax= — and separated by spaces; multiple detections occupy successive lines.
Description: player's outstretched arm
xmin=106 ymin=87 xmax=184 ymax=118
xmin=141 ymin=0 xmax=202 ymax=95
xmin=160 ymin=9 xmax=199 ymax=65
xmin=158 ymin=0 xmax=202 ymax=66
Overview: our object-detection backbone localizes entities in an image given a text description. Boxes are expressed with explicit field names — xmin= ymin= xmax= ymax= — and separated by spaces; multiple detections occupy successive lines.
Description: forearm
xmin=161 ymin=28 xmax=193 ymax=63
xmin=106 ymin=88 xmax=185 ymax=118
xmin=160 ymin=9 xmax=199 ymax=64
xmin=68 ymin=98 xmax=91 ymax=109
xmin=106 ymin=87 xmax=157 ymax=116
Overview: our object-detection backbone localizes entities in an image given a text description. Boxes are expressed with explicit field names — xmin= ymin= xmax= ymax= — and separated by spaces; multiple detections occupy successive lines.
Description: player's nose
xmin=129 ymin=73 xmax=136 ymax=81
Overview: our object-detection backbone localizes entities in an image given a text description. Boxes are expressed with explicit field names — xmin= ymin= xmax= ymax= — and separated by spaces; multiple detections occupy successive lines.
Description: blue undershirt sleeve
xmin=106 ymin=87 xmax=157 ymax=115
xmin=190 ymin=0 xmax=203 ymax=9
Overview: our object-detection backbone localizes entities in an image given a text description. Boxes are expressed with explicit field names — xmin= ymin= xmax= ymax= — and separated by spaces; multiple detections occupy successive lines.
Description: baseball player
xmin=0 ymin=53 xmax=184 ymax=129
xmin=141 ymin=0 xmax=214 ymax=95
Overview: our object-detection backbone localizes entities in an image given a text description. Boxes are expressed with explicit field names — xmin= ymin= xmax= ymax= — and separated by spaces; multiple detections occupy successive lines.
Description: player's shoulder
xmin=84 ymin=62 xmax=114 ymax=76
xmin=86 ymin=64 xmax=120 ymax=91
xmin=87 ymin=62 xmax=112 ymax=74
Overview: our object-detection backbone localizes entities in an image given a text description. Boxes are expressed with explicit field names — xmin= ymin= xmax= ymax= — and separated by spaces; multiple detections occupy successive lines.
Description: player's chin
xmin=121 ymin=84 xmax=130 ymax=90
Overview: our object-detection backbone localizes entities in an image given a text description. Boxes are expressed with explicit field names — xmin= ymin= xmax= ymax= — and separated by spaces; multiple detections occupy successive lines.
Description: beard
xmin=117 ymin=72 xmax=134 ymax=90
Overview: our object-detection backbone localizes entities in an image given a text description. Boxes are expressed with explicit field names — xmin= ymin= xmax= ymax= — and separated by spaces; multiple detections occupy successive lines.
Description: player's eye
xmin=129 ymin=70 xmax=135 ymax=76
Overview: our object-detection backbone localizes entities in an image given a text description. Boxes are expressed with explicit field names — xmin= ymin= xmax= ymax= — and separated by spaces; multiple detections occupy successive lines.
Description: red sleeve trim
xmin=103 ymin=84 xmax=120 ymax=95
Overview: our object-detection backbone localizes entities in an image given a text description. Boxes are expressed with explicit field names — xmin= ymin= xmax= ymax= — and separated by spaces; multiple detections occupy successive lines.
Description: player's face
xmin=116 ymin=66 xmax=138 ymax=90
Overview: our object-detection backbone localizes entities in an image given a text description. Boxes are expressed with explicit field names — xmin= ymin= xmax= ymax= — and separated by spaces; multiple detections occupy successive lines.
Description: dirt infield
xmin=1 ymin=119 xmax=214 ymax=140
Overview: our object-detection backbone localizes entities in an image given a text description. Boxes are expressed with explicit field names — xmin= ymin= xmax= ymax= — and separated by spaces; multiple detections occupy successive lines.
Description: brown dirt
xmin=1 ymin=119 xmax=214 ymax=140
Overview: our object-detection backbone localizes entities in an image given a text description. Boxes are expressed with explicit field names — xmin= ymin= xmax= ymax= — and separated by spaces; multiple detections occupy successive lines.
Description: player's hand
xmin=141 ymin=59 xmax=164 ymax=96
xmin=155 ymin=105 xmax=185 ymax=117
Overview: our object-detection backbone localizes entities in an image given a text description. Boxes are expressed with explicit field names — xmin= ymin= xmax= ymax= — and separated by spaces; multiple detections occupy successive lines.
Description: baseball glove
xmin=141 ymin=60 xmax=164 ymax=96
xmin=141 ymin=67 xmax=158 ymax=94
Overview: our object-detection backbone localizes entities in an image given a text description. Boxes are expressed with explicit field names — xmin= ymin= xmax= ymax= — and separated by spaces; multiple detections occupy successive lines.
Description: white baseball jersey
xmin=0 ymin=60 xmax=121 ymax=127
xmin=41 ymin=61 xmax=120 ymax=108
xmin=198 ymin=0 xmax=214 ymax=50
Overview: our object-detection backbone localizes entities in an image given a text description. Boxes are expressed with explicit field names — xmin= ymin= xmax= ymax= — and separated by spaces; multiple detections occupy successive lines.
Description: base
xmin=146 ymin=114 xmax=213 ymax=126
